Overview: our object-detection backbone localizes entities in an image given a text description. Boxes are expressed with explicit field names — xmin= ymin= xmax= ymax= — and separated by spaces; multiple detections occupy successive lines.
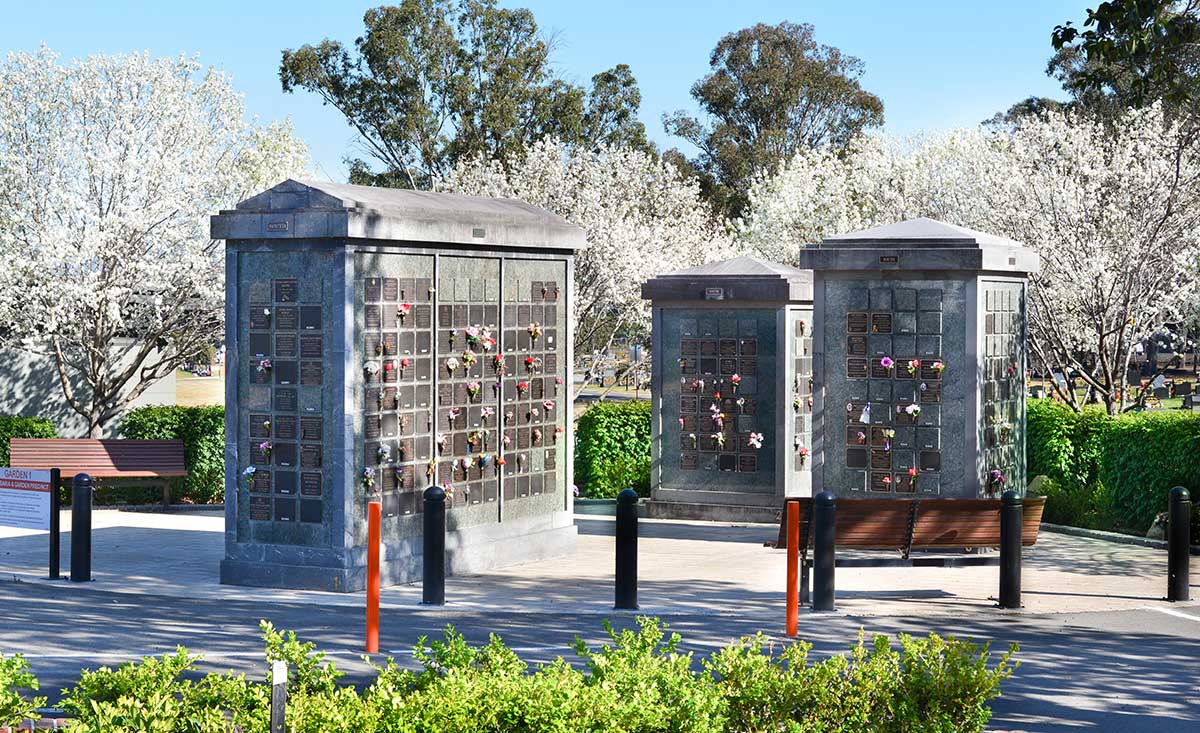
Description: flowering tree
xmin=741 ymin=106 xmax=1200 ymax=414
xmin=443 ymin=139 xmax=734 ymax=396
xmin=0 ymin=49 xmax=308 ymax=436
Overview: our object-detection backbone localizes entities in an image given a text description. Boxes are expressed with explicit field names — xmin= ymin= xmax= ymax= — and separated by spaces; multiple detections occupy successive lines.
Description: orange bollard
xmin=786 ymin=500 xmax=799 ymax=637
xmin=366 ymin=499 xmax=381 ymax=654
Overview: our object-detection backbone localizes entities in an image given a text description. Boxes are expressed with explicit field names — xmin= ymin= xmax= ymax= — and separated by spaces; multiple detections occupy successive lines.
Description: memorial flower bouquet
xmin=691 ymin=379 xmax=703 ymax=393
xmin=257 ymin=358 xmax=272 ymax=373
xmin=376 ymin=389 xmax=385 ymax=410
xmin=908 ymin=467 xmax=919 ymax=489
xmin=377 ymin=444 xmax=389 ymax=464
xmin=906 ymin=359 xmax=921 ymax=376
xmin=879 ymin=356 xmax=895 ymax=371
xmin=445 ymin=357 xmax=460 ymax=376
xmin=856 ymin=430 xmax=866 ymax=444
xmin=426 ymin=460 xmax=437 ymax=480
xmin=904 ymin=403 xmax=921 ymax=418
xmin=466 ymin=381 xmax=482 ymax=401
xmin=748 ymin=432 xmax=764 ymax=449
xmin=528 ymin=407 xmax=540 ymax=421
xmin=436 ymin=433 xmax=447 ymax=454
xmin=465 ymin=325 xmax=482 ymax=348
xmin=527 ymin=322 xmax=542 ymax=342
xmin=262 ymin=419 xmax=271 ymax=434
xmin=798 ymin=319 xmax=807 ymax=336
xmin=364 ymin=360 xmax=381 ymax=377
xmin=492 ymin=353 xmax=506 ymax=373
xmin=689 ymin=432 xmax=698 ymax=449
xmin=543 ymin=399 xmax=555 ymax=412
xmin=461 ymin=350 xmax=477 ymax=371
xmin=397 ymin=302 xmax=412 ymax=323
xmin=730 ymin=374 xmax=742 ymax=393
xmin=532 ymin=428 xmax=543 ymax=445
xmin=987 ymin=468 xmax=1005 ymax=495
xmin=882 ymin=475 xmax=893 ymax=488
xmin=736 ymin=397 xmax=746 ymax=414
xmin=516 ymin=381 xmax=529 ymax=396
xmin=882 ymin=428 xmax=896 ymax=452
xmin=482 ymin=328 xmax=496 ymax=352
xmin=495 ymin=456 xmax=506 ymax=473
xmin=503 ymin=433 xmax=512 ymax=446
xmin=399 ymin=357 xmax=410 ymax=378
xmin=242 ymin=466 xmax=256 ymax=491
xmin=797 ymin=445 xmax=810 ymax=465
xmin=448 ymin=329 xmax=458 ymax=348
xmin=259 ymin=441 xmax=272 ymax=461
xmin=361 ymin=467 xmax=375 ymax=491
xmin=931 ymin=360 xmax=946 ymax=374
xmin=481 ymin=406 xmax=495 ymax=425
xmin=448 ymin=407 xmax=462 ymax=424
xmin=383 ymin=360 xmax=395 ymax=374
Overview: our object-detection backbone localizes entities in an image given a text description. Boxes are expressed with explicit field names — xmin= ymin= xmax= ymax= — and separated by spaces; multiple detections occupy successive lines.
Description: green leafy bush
xmin=1027 ymin=400 xmax=1200 ymax=540
xmin=45 ymin=617 xmax=1016 ymax=733
xmin=0 ymin=415 xmax=57 ymax=467
xmin=574 ymin=400 xmax=651 ymax=496
xmin=0 ymin=653 xmax=44 ymax=727
xmin=119 ymin=405 xmax=224 ymax=503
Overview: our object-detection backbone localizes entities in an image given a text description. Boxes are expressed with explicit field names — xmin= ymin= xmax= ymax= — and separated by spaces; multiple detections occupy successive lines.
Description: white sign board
xmin=0 ymin=467 xmax=52 ymax=531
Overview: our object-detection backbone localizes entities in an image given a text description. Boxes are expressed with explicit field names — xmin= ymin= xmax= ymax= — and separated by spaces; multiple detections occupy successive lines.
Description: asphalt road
xmin=2 ymin=580 xmax=1198 ymax=731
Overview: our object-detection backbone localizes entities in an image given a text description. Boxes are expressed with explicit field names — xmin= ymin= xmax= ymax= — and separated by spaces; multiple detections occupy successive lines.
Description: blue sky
xmin=0 ymin=1 xmax=1084 ymax=180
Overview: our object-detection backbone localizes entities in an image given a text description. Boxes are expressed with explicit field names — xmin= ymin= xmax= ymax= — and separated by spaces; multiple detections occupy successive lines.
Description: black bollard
xmin=48 ymin=467 xmax=61 ymax=580
xmin=422 ymin=485 xmax=446 ymax=605
xmin=999 ymin=490 xmax=1023 ymax=609
xmin=70 ymin=473 xmax=93 ymax=582
xmin=614 ymin=488 xmax=639 ymax=609
xmin=812 ymin=490 xmax=836 ymax=611
xmin=1168 ymin=486 xmax=1191 ymax=602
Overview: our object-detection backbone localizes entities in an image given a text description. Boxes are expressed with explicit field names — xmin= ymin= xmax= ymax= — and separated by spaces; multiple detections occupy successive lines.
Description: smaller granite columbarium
xmin=642 ymin=256 xmax=814 ymax=522
xmin=796 ymin=218 xmax=1039 ymax=499
xmin=212 ymin=179 xmax=584 ymax=591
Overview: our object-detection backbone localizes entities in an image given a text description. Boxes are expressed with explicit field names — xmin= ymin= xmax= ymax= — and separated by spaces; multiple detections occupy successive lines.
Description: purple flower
xmin=880 ymin=356 xmax=895 ymax=369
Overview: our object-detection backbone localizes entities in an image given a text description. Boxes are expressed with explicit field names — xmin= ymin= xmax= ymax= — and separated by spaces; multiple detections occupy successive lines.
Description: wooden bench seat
xmin=775 ymin=495 xmax=1045 ymax=601
xmin=8 ymin=438 xmax=187 ymax=507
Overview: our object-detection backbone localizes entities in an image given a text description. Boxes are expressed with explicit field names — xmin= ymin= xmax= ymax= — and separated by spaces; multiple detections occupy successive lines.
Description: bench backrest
xmin=7 ymin=438 xmax=187 ymax=478
xmin=786 ymin=495 xmax=1045 ymax=550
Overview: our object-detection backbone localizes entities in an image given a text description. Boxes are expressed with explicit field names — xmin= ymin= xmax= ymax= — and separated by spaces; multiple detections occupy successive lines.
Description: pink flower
xmin=880 ymin=356 xmax=895 ymax=369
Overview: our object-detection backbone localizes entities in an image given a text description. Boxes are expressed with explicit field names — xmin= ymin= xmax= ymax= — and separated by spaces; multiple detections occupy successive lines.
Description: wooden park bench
xmin=776 ymin=495 xmax=1046 ymax=602
xmin=7 ymin=438 xmax=187 ymax=507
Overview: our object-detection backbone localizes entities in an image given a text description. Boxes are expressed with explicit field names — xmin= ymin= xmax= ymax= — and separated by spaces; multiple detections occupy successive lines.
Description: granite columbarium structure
xmin=641 ymin=256 xmax=815 ymax=522
xmin=797 ymin=218 xmax=1039 ymax=499
xmin=212 ymin=179 xmax=583 ymax=591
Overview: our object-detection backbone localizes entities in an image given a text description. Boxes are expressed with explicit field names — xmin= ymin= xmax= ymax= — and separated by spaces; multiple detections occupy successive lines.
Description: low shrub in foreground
xmin=8 ymin=617 xmax=1017 ymax=733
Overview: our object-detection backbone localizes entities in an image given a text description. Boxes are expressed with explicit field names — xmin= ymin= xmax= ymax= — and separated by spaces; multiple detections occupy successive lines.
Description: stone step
xmin=644 ymin=499 xmax=782 ymax=524
xmin=650 ymin=487 xmax=779 ymax=507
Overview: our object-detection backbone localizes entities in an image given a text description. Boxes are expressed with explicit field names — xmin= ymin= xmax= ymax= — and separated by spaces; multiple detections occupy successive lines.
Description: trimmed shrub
xmin=0 ymin=415 xmax=57 ymax=467
xmin=1026 ymin=399 xmax=1200 ymax=540
xmin=120 ymin=405 xmax=225 ymax=504
xmin=48 ymin=617 xmax=1015 ymax=733
xmin=574 ymin=400 xmax=651 ymax=496
xmin=0 ymin=654 xmax=44 ymax=728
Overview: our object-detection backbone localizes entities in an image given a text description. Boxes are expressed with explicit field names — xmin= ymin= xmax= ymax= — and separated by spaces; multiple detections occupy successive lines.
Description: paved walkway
xmin=2 ymin=510 xmax=1199 ymax=732
xmin=0 ymin=509 xmax=1194 ymax=617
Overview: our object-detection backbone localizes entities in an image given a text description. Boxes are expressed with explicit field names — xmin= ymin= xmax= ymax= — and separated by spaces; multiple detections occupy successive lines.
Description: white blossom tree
xmin=740 ymin=106 xmax=1200 ymax=414
xmin=0 ymin=48 xmax=308 ymax=435
xmin=442 ymin=139 xmax=735 ymax=395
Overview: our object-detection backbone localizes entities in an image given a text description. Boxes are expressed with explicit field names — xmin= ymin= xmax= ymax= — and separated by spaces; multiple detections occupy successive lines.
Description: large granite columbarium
xmin=211 ymin=179 xmax=584 ymax=591
xmin=641 ymin=256 xmax=815 ymax=522
xmin=797 ymin=218 xmax=1039 ymax=499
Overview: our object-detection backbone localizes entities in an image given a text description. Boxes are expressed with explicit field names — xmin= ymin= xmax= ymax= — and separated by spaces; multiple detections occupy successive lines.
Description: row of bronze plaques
xmin=846 ymin=358 xmax=944 ymax=381
xmin=846 ymin=311 xmax=943 ymax=335
xmin=680 ymin=452 xmax=759 ymax=473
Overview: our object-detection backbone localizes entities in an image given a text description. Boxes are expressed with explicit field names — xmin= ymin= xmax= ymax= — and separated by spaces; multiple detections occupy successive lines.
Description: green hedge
xmin=574 ymin=400 xmax=652 ymax=498
xmin=1026 ymin=400 xmax=1200 ymax=538
xmin=120 ymin=405 xmax=225 ymax=504
xmin=0 ymin=416 xmax=57 ymax=467
xmin=8 ymin=617 xmax=1015 ymax=733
